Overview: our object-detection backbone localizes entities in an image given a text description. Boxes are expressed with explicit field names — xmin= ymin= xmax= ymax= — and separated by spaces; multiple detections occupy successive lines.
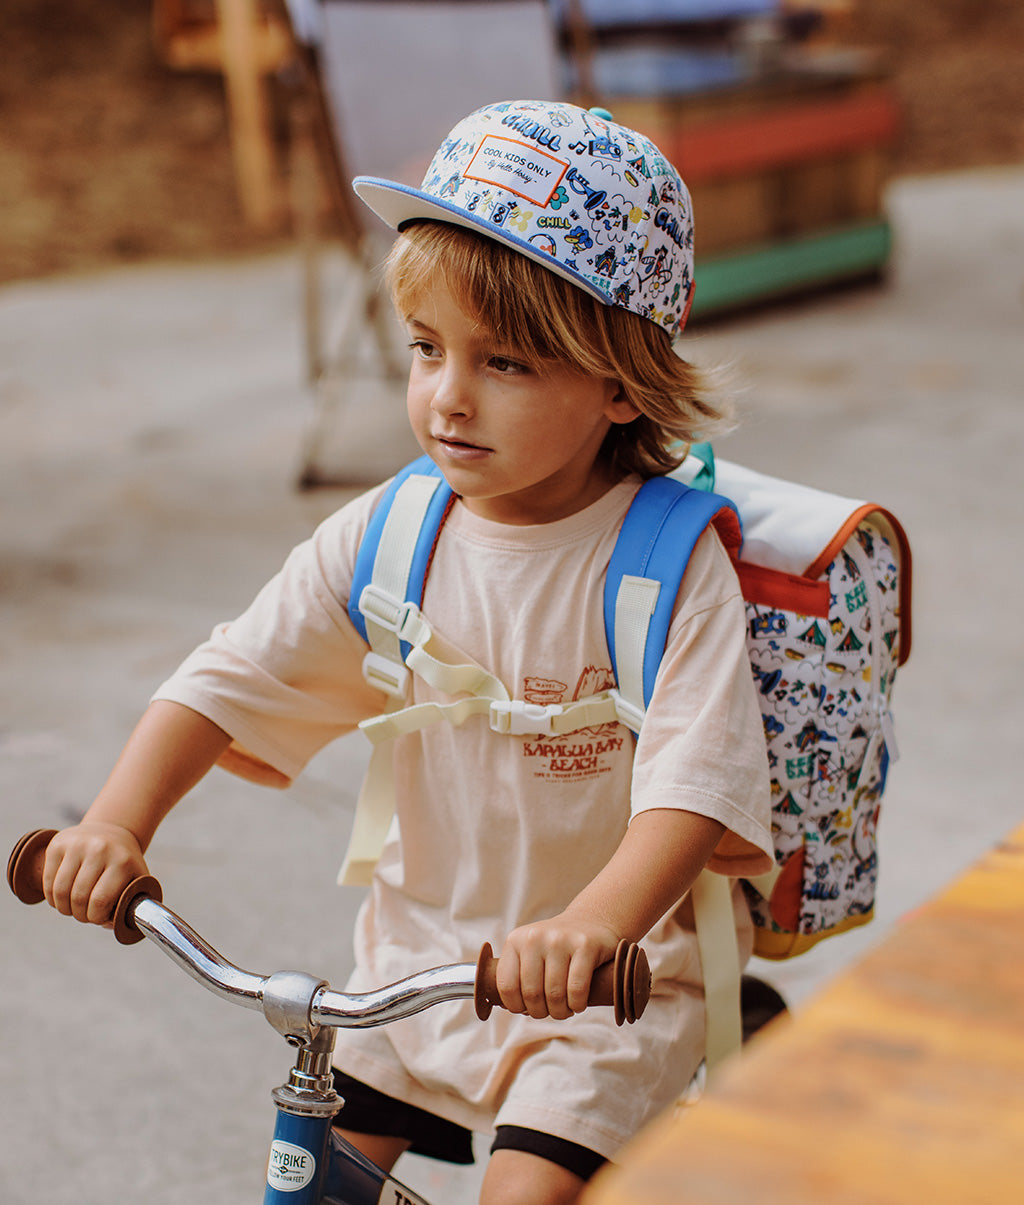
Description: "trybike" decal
xmin=267 ymin=1140 xmax=316 ymax=1192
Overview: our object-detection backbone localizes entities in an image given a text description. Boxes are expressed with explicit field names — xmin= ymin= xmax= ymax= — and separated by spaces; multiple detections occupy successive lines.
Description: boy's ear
xmin=604 ymin=380 xmax=641 ymax=425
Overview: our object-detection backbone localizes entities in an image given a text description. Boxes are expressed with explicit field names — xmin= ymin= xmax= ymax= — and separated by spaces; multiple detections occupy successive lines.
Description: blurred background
xmin=2 ymin=3 xmax=1023 ymax=1203
xmin=2 ymin=0 xmax=1023 ymax=281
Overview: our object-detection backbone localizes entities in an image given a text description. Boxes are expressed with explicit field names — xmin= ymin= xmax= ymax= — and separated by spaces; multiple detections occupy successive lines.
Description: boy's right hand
xmin=42 ymin=822 xmax=149 ymax=926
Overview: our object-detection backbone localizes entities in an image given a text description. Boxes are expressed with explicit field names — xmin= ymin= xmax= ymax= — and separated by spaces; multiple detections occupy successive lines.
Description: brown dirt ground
xmin=2 ymin=0 xmax=1023 ymax=285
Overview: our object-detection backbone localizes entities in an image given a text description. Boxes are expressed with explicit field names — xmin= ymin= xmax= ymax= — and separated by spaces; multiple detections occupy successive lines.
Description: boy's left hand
xmin=496 ymin=914 xmax=621 ymax=1020
xmin=494 ymin=810 xmax=726 ymax=1020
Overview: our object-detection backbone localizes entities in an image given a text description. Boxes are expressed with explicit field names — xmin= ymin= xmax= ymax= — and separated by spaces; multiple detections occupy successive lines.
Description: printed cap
xmin=354 ymin=100 xmax=696 ymax=336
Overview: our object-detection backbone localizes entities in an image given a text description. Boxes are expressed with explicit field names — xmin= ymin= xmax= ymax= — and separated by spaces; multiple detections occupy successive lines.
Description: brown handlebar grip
xmin=7 ymin=828 xmax=59 ymax=904
xmin=111 ymin=875 xmax=163 ymax=945
xmin=7 ymin=828 xmax=162 ymax=945
xmin=474 ymin=939 xmax=651 ymax=1026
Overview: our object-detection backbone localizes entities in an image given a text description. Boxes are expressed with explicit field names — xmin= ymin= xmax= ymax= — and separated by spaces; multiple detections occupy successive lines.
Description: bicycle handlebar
xmin=8 ymin=829 xmax=651 ymax=1031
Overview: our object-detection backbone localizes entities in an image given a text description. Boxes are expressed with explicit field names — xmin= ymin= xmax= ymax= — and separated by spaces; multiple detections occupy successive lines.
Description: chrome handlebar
xmin=8 ymin=828 xmax=651 ymax=1037
xmin=130 ymin=892 xmax=479 ymax=1041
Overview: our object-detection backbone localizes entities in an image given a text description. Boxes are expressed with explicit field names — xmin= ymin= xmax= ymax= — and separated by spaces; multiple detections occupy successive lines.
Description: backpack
xmin=673 ymin=444 xmax=911 ymax=959
xmin=340 ymin=450 xmax=911 ymax=1069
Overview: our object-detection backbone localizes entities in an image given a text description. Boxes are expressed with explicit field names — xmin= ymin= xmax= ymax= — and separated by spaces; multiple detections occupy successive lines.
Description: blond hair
xmin=384 ymin=221 xmax=733 ymax=479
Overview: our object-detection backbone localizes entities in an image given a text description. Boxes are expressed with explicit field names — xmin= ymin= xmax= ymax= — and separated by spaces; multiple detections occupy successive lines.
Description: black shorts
xmin=331 ymin=1069 xmax=607 ymax=1181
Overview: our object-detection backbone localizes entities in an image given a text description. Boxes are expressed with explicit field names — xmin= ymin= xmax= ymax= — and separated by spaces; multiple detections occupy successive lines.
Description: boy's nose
xmin=431 ymin=364 xmax=473 ymax=419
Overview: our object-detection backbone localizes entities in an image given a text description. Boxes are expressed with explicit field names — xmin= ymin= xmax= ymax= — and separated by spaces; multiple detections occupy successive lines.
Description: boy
xmin=41 ymin=101 xmax=772 ymax=1204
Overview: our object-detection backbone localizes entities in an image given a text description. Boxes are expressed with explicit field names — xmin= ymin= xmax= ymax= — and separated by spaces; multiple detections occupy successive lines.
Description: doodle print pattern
xmin=416 ymin=101 xmax=695 ymax=335
xmin=743 ymin=524 xmax=903 ymax=945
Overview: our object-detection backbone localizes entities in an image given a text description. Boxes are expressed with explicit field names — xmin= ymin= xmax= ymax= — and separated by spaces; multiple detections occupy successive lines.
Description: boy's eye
xmin=408 ymin=339 xmax=439 ymax=359
xmin=490 ymin=355 xmax=527 ymax=375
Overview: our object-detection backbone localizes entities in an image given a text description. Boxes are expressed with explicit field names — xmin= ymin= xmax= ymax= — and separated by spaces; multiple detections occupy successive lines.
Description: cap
xmin=353 ymin=100 xmax=696 ymax=336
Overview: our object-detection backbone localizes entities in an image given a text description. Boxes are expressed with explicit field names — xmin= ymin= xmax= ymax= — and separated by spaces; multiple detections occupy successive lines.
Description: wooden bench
xmin=585 ymin=821 xmax=1024 ymax=1203
xmin=604 ymin=55 xmax=900 ymax=316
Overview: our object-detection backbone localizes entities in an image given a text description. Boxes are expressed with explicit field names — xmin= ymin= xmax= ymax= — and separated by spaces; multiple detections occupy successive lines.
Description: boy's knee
xmin=480 ymin=1148 xmax=587 ymax=1205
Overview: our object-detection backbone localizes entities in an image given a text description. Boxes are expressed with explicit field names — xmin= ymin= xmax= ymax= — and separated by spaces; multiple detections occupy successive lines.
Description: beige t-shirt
xmin=155 ymin=476 xmax=772 ymax=1158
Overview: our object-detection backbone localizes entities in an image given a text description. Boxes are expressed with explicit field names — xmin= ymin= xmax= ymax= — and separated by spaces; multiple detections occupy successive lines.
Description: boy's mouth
xmin=436 ymin=434 xmax=491 ymax=454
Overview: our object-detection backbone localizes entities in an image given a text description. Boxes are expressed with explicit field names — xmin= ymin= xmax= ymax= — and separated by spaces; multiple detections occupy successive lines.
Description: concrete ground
xmin=2 ymin=166 xmax=1022 ymax=1204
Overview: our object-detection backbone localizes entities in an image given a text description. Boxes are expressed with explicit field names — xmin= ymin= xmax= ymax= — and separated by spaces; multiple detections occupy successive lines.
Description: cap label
xmin=464 ymin=136 xmax=568 ymax=207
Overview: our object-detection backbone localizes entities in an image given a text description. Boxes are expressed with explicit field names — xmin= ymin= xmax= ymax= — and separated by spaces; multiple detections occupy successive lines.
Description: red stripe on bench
xmin=663 ymin=88 xmax=901 ymax=183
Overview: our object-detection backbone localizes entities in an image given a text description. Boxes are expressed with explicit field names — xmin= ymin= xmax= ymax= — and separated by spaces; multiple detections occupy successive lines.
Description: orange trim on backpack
xmin=752 ymin=909 xmax=875 ymax=960
xmin=710 ymin=506 xmax=743 ymax=562
xmin=803 ymin=505 xmax=913 ymax=665
xmin=738 ymin=562 xmax=831 ymax=618
xmin=768 ymin=848 xmax=805 ymax=932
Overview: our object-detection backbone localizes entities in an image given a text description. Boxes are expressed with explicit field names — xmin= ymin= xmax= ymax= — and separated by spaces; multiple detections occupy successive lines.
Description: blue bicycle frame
xmin=267 ymin=1096 xmax=430 ymax=1205
xmin=263 ymin=1024 xmax=431 ymax=1205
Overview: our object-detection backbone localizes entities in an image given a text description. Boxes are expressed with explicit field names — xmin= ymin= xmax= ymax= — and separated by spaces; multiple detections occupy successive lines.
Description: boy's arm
xmin=42 ymin=700 xmax=232 ymax=925
xmin=496 ymin=807 xmax=725 ymax=1020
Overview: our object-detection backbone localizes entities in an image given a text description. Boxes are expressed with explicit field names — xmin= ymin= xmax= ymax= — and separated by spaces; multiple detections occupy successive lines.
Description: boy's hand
xmin=494 ymin=812 xmax=727 ymax=1022
xmin=42 ymin=822 xmax=149 ymax=926
xmin=496 ymin=914 xmax=621 ymax=1021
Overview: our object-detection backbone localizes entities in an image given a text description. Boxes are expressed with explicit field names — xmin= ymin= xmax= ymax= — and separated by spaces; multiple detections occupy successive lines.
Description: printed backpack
xmin=672 ymin=445 xmax=912 ymax=962
xmin=339 ymin=449 xmax=911 ymax=1068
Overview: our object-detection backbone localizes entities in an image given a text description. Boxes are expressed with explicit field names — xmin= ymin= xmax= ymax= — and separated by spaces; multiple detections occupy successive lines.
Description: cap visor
xmin=353 ymin=176 xmax=609 ymax=308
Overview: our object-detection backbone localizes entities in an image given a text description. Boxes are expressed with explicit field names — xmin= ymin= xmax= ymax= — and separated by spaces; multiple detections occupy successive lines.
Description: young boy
xmin=40 ymin=101 xmax=772 ymax=1204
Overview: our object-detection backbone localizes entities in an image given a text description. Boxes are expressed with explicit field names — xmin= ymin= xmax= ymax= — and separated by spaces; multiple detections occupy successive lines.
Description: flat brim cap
xmin=353 ymin=100 xmax=695 ymax=335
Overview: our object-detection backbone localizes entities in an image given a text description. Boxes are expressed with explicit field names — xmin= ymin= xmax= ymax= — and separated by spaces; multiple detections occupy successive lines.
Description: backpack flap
xmin=679 ymin=454 xmax=912 ymax=666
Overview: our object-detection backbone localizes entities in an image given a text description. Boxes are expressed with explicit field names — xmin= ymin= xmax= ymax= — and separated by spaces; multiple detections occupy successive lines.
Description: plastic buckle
xmin=489 ymin=700 xmax=563 ymax=737
xmin=358 ymin=584 xmax=428 ymax=645
xmin=362 ymin=652 xmax=410 ymax=700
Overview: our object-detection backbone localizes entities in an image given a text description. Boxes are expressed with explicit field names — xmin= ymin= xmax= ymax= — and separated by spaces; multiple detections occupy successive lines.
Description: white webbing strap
xmin=341 ymin=479 xmax=654 ymax=884
xmin=340 ymin=680 xmax=633 ymax=883
xmin=406 ymin=642 xmax=509 ymax=705
xmin=337 ymin=714 xmax=399 ymax=886
xmin=341 ymin=471 xmax=444 ymax=885
xmin=360 ymin=694 xmax=495 ymax=744
xmin=363 ymin=473 xmax=445 ymax=677
xmin=359 ymin=689 xmax=631 ymax=746
xmin=613 ymin=575 xmax=661 ymax=719
xmin=616 ymin=576 xmax=746 ymax=1076
xmin=342 ymin=654 xmax=641 ymax=881
xmin=691 ymin=869 xmax=744 ymax=1075
xmin=361 ymin=583 xmax=511 ymax=705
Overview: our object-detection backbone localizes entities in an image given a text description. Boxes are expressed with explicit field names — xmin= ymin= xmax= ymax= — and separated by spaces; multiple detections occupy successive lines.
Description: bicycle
xmin=8 ymin=828 xmax=651 ymax=1205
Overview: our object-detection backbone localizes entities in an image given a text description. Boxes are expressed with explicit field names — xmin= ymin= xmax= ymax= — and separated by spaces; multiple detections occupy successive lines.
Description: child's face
xmin=403 ymin=278 xmax=636 ymax=525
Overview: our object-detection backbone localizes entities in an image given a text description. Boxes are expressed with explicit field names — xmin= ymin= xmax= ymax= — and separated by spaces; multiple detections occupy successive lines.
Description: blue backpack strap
xmin=348 ymin=455 xmax=452 ymax=644
xmin=605 ymin=476 xmax=741 ymax=708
